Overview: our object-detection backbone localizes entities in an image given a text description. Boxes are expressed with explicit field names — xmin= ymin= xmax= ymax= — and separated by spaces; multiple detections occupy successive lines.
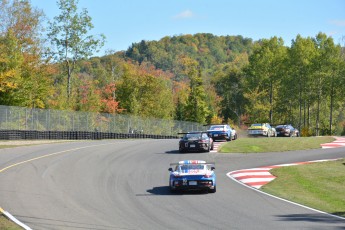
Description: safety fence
xmin=0 ymin=105 xmax=204 ymax=140
xmin=0 ymin=130 xmax=177 ymax=140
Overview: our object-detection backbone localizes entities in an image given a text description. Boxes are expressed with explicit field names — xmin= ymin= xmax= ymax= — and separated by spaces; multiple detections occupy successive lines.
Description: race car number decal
xmin=189 ymin=181 xmax=197 ymax=185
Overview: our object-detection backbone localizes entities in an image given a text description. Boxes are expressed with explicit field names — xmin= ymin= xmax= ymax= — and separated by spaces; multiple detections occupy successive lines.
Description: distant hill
xmin=123 ymin=33 xmax=254 ymax=80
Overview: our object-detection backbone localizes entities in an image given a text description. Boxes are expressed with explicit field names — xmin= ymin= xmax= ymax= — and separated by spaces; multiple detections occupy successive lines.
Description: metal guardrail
xmin=0 ymin=105 xmax=204 ymax=139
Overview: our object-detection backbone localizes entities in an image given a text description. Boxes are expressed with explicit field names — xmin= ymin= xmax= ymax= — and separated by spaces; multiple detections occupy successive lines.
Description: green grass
xmin=219 ymin=136 xmax=335 ymax=153
xmin=261 ymin=159 xmax=345 ymax=218
xmin=0 ymin=146 xmax=17 ymax=149
xmin=0 ymin=216 xmax=21 ymax=230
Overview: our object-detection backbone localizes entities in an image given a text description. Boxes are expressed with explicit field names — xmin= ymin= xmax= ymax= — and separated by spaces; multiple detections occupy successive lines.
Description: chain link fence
xmin=0 ymin=105 xmax=205 ymax=139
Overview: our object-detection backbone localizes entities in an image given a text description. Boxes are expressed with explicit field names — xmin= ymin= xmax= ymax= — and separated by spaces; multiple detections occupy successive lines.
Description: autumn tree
xmin=284 ymin=35 xmax=317 ymax=130
xmin=0 ymin=30 xmax=23 ymax=103
xmin=181 ymin=57 xmax=210 ymax=124
xmin=0 ymin=0 xmax=53 ymax=108
xmin=312 ymin=33 xmax=343 ymax=135
xmin=244 ymin=37 xmax=287 ymax=124
xmin=47 ymin=0 xmax=105 ymax=103
xmin=116 ymin=61 xmax=174 ymax=119
xmin=214 ymin=65 xmax=245 ymax=126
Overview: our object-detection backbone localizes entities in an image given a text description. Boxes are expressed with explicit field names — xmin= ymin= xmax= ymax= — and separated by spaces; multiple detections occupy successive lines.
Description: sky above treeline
xmin=31 ymin=0 xmax=345 ymax=56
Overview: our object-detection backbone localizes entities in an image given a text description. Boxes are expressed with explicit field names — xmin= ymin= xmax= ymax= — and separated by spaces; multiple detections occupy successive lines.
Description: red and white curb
xmin=0 ymin=207 xmax=32 ymax=230
xmin=210 ymin=141 xmax=224 ymax=152
xmin=227 ymin=158 xmax=345 ymax=220
xmin=227 ymin=159 xmax=339 ymax=189
xmin=321 ymin=136 xmax=345 ymax=149
xmin=225 ymin=136 xmax=345 ymax=188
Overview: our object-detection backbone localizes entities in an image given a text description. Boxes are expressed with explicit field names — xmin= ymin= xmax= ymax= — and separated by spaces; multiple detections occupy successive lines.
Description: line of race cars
xmin=178 ymin=123 xmax=300 ymax=155
xmin=170 ymin=123 xmax=299 ymax=193
xmin=172 ymin=124 xmax=235 ymax=194
xmin=247 ymin=123 xmax=300 ymax=137
xmin=178 ymin=124 xmax=237 ymax=153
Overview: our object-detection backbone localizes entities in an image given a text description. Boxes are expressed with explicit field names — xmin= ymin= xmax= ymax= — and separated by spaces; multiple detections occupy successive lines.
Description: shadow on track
xmin=165 ymin=150 xmax=208 ymax=154
xmin=143 ymin=186 xmax=208 ymax=196
xmin=275 ymin=213 xmax=345 ymax=225
xmin=165 ymin=150 xmax=180 ymax=154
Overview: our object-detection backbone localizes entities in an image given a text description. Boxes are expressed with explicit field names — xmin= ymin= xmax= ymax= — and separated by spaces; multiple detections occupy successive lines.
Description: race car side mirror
xmin=168 ymin=168 xmax=173 ymax=172
xmin=211 ymin=167 xmax=215 ymax=170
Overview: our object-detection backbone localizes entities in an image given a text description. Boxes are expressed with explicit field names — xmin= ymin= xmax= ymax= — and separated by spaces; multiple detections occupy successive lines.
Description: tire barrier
xmin=0 ymin=130 xmax=179 ymax=140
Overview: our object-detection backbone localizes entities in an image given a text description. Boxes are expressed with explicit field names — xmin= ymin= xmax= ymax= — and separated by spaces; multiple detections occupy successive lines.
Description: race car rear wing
xmin=169 ymin=161 xmax=215 ymax=171
xmin=169 ymin=161 xmax=215 ymax=166
xmin=177 ymin=131 xmax=209 ymax=135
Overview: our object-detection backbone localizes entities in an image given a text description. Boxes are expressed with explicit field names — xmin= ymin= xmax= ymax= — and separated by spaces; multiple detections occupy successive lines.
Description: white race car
xmin=168 ymin=160 xmax=216 ymax=193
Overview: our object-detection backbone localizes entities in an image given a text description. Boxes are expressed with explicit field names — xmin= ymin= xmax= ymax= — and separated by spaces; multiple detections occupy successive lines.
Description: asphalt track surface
xmin=0 ymin=139 xmax=344 ymax=230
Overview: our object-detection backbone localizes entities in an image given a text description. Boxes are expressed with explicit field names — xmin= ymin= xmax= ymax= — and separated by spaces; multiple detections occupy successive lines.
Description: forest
xmin=0 ymin=0 xmax=344 ymax=136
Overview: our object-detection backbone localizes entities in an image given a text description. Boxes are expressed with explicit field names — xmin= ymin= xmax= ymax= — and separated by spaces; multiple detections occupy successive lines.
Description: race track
xmin=0 ymin=139 xmax=344 ymax=230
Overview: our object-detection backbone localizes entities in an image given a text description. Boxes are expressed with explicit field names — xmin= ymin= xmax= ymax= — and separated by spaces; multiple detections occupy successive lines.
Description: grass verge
xmin=261 ymin=158 xmax=345 ymax=218
xmin=219 ymin=136 xmax=335 ymax=153
xmin=0 ymin=215 xmax=22 ymax=230
xmin=0 ymin=145 xmax=18 ymax=149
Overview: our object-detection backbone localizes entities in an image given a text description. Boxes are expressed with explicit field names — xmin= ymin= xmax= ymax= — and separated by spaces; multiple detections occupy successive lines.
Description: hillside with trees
xmin=0 ymin=0 xmax=344 ymax=136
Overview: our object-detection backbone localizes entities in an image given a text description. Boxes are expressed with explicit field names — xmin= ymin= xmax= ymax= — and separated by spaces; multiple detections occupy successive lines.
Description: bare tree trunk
xmin=330 ymin=74 xmax=334 ymax=135
xmin=67 ymin=64 xmax=71 ymax=98
xmin=298 ymin=75 xmax=302 ymax=131
xmin=269 ymin=80 xmax=273 ymax=124
xmin=316 ymin=76 xmax=321 ymax=136
xmin=307 ymin=101 xmax=310 ymax=128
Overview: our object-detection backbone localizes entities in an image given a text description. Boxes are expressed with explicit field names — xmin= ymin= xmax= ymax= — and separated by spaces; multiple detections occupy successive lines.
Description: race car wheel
xmin=234 ymin=133 xmax=238 ymax=140
xmin=209 ymin=186 xmax=216 ymax=193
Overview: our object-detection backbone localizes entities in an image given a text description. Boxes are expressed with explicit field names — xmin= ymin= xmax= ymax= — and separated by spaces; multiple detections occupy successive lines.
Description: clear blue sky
xmin=31 ymin=0 xmax=345 ymax=56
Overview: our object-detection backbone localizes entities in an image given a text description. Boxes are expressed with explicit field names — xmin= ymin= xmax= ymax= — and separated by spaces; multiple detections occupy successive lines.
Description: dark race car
xmin=178 ymin=131 xmax=214 ymax=153
xmin=168 ymin=160 xmax=216 ymax=193
xmin=275 ymin=124 xmax=300 ymax=137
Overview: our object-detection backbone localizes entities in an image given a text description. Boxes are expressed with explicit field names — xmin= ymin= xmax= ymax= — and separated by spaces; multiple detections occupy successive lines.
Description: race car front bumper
xmin=170 ymin=179 xmax=215 ymax=191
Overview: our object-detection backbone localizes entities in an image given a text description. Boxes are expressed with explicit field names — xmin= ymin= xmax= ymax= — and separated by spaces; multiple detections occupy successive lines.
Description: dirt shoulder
xmin=0 ymin=140 xmax=77 ymax=146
